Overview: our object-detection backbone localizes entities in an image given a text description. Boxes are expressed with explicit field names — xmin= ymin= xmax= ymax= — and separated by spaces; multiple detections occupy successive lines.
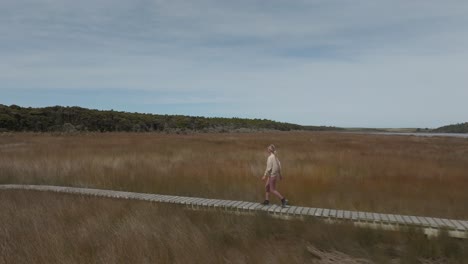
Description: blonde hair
xmin=267 ymin=144 xmax=277 ymax=155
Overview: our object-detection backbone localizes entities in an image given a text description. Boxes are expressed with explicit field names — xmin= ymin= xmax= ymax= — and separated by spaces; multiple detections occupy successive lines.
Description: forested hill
xmin=433 ymin=122 xmax=468 ymax=133
xmin=0 ymin=104 xmax=339 ymax=133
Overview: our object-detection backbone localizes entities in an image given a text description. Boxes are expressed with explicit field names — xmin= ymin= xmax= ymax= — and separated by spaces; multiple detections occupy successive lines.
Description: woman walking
xmin=262 ymin=144 xmax=288 ymax=207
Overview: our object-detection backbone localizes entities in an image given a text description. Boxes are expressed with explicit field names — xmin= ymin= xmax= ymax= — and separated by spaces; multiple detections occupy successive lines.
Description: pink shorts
xmin=265 ymin=176 xmax=278 ymax=192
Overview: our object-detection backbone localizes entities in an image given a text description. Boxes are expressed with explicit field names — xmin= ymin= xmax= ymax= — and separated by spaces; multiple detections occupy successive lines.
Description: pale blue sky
xmin=1 ymin=0 xmax=467 ymax=127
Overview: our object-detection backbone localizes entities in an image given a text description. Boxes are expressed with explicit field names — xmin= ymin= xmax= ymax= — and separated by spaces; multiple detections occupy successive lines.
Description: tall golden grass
xmin=1 ymin=131 xmax=468 ymax=219
xmin=2 ymin=190 xmax=467 ymax=263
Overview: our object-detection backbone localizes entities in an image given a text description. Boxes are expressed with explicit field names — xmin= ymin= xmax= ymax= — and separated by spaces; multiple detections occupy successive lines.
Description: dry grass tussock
xmin=1 ymin=132 xmax=468 ymax=219
xmin=2 ymin=191 xmax=468 ymax=264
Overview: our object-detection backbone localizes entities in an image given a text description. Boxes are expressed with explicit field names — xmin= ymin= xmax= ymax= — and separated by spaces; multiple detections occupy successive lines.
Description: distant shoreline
xmin=342 ymin=131 xmax=468 ymax=138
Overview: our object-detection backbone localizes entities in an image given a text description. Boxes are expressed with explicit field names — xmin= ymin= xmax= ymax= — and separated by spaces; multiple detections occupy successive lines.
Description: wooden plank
xmin=202 ymin=199 xmax=213 ymax=207
xmin=234 ymin=201 xmax=246 ymax=208
xmin=315 ymin=208 xmax=323 ymax=217
xmin=170 ymin=197 xmax=185 ymax=204
xmin=166 ymin=196 xmax=181 ymax=203
xmin=191 ymin=198 xmax=207 ymax=206
xmin=149 ymin=194 xmax=163 ymax=201
xmin=365 ymin=212 xmax=374 ymax=222
xmin=204 ymin=199 xmax=218 ymax=206
xmin=294 ymin=207 xmax=303 ymax=215
xmin=358 ymin=212 xmax=366 ymax=221
xmin=329 ymin=209 xmax=337 ymax=218
xmin=119 ymin=191 xmax=133 ymax=198
xmin=337 ymin=210 xmax=344 ymax=219
xmin=322 ymin=209 xmax=330 ymax=218
xmin=238 ymin=202 xmax=253 ymax=210
xmin=206 ymin=199 xmax=218 ymax=206
xmin=416 ymin=217 xmax=430 ymax=227
xmin=126 ymin=193 xmax=141 ymax=200
xmin=176 ymin=196 xmax=190 ymax=204
xmin=258 ymin=205 xmax=271 ymax=212
xmin=142 ymin=194 xmax=154 ymax=201
xmin=433 ymin=218 xmax=446 ymax=227
xmin=157 ymin=195 xmax=172 ymax=202
xmin=449 ymin=220 xmax=467 ymax=231
xmin=105 ymin=189 xmax=118 ymax=197
xmin=202 ymin=199 xmax=215 ymax=206
xmin=218 ymin=200 xmax=233 ymax=207
xmin=351 ymin=212 xmax=359 ymax=221
xmin=211 ymin=200 xmax=223 ymax=207
xmin=409 ymin=216 xmax=420 ymax=225
xmin=425 ymin=217 xmax=439 ymax=228
xmin=112 ymin=191 xmax=124 ymax=198
xmin=133 ymin=193 xmax=147 ymax=200
xmin=394 ymin=215 xmax=406 ymax=225
xmin=122 ymin=192 xmax=138 ymax=199
xmin=247 ymin=203 xmax=260 ymax=210
xmin=243 ymin=202 xmax=255 ymax=209
xmin=145 ymin=195 xmax=160 ymax=202
xmin=372 ymin=213 xmax=382 ymax=222
xmin=378 ymin=214 xmax=388 ymax=222
xmin=220 ymin=200 xmax=232 ymax=206
xmin=243 ymin=202 xmax=254 ymax=210
xmin=386 ymin=214 xmax=397 ymax=223
xmin=276 ymin=206 xmax=287 ymax=214
xmin=96 ymin=190 xmax=108 ymax=197
xmin=196 ymin=197 xmax=212 ymax=205
xmin=200 ymin=198 xmax=213 ymax=206
xmin=268 ymin=205 xmax=279 ymax=213
xmin=343 ymin=211 xmax=351 ymax=220
xmin=253 ymin=203 xmax=265 ymax=211
xmin=224 ymin=200 xmax=238 ymax=208
xmin=225 ymin=200 xmax=238 ymax=207
xmin=231 ymin=201 xmax=244 ymax=208
xmin=307 ymin=208 xmax=317 ymax=216
xmin=184 ymin=197 xmax=199 ymax=205
xmin=401 ymin=215 xmax=413 ymax=225
xmin=136 ymin=193 xmax=149 ymax=200
xmin=286 ymin=206 xmax=296 ymax=215
xmin=223 ymin=200 xmax=237 ymax=207
xmin=191 ymin=198 xmax=206 ymax=205
xmin=459 ymin=221 xmax=468 ymax=230
xmin=441 ymin=219 xmax=457 ymax=230
xmin=274 ymin=206 xmax=283 ymax=214
xmin=182 ymin=197 xmax=197 ymax=204
xmin=158 ymin=195 xmax=173 ymax=202
xmin=300 ymin=207 xmax=309 ymax=215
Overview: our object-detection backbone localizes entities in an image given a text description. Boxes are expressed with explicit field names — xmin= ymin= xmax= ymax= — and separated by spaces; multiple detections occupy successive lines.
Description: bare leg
xmin=269 ymin=177 xmax=284 ymax=200
xmin=265 ymin=177 xmax=270 ymax=200
xmin=271 ymin=190 xmax=283 ymax=200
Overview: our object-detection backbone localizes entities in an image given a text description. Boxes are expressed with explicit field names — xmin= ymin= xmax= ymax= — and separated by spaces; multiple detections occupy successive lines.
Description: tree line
xmin=0 ymin=104 xmax=341 ymax=133
xmin=433 ymin=122 xmax=468 ymax=133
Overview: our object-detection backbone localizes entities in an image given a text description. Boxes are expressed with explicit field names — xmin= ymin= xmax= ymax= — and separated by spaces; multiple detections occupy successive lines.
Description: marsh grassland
xmin=1 ymin=132 xmax=468 ymax=218
xmin=1 ymin=132 xmax=468 ymax=263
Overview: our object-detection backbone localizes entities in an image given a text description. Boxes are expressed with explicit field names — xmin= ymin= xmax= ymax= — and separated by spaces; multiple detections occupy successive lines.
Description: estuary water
xmin=351 ymin=132 xmax=468 ymax=138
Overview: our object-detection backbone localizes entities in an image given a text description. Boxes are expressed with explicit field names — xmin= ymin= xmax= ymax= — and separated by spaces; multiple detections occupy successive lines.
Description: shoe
xmin=281 ymin=198 xmax=288 ymax=207
xmin=262 ymin=200 xmax=269 ymax=205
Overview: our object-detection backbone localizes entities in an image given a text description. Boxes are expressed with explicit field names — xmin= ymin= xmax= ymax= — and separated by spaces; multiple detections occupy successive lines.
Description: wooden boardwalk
xmin=1 ymin=184 xmax=467 ymax=239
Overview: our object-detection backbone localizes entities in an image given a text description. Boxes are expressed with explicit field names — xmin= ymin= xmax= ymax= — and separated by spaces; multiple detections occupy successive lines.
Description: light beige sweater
xmin=264 ymin=153 xmax=282 ymax=177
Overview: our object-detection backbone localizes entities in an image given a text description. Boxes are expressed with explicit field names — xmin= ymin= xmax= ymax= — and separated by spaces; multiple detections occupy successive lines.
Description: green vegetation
xmin=434 ymin=122 xmax=468 ymax=133
xmin=0 ymin=104 xmax=297 ymax=132
xmin=0 ymin=104 xmax=341 ymax=133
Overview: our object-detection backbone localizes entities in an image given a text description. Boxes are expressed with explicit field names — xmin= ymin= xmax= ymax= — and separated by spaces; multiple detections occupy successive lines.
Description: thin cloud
xmin=1 ymin=0 xmax=467 ymax=127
